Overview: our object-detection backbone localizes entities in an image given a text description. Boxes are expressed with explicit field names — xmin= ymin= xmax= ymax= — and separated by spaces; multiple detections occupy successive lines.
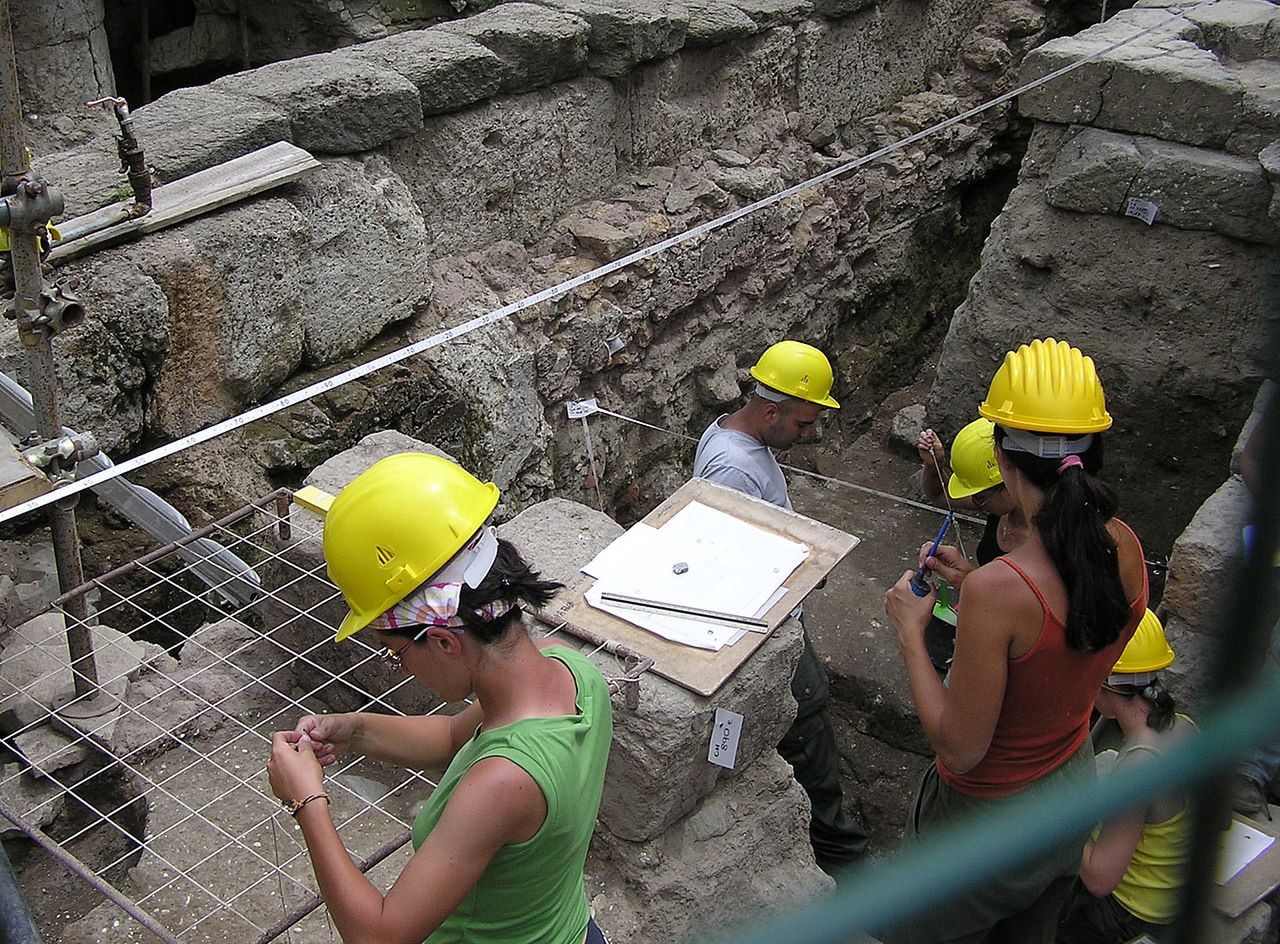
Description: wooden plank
xmin=49 ymin=142 xmax=321 ymax=264
xmin=545 ymin=477 xmax=860 ymax=697
xmin=1214 ymin=812 xmax=1280 ymax=919
xmin=0 ymin=438 xmax=49 ymax=512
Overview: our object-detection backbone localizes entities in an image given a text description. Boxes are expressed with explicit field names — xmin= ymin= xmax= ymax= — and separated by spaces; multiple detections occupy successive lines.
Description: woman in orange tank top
xmin=881 ymin=340 xmax=1149 ymax=944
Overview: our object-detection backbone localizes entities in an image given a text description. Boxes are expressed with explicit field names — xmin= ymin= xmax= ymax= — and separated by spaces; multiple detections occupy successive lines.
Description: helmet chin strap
xmin=998 ymin=426 xmax=1094 ymax=460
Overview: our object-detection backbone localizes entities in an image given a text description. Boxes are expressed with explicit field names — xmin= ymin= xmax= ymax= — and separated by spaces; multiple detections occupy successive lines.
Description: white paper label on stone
xmin=1124 ymin=198 xmax=1158 ymax=225
xmin=566 ymin=397 xmax=599 ymax=419
xmin=708 ymin=708 xmax=744 ymax=769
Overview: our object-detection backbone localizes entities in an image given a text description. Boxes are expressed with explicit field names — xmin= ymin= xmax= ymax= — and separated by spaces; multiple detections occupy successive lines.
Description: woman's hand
xmin=917 ymin=428 xmax=945 ymax=467
xmin=885 ymin=569 xmax=935 ymax=649
xmin=292 ymin=712 xmax=358 ymax=767
xmin=921 ymin=542 xmax=975 ymax=587
xmin=268 ymin=731 xmax=325 ymax=804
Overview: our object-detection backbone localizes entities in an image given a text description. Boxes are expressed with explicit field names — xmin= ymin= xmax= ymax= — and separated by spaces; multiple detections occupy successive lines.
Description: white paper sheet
xmin=581 ymin=501 xmax=810 ymax=650
xmin=1216 ymin=818 xmax=1275 ymax=885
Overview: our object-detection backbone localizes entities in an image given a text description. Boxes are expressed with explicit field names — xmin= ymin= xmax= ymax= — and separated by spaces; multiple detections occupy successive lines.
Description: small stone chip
xmin=672 ymin=561 xmax=689 ymax=575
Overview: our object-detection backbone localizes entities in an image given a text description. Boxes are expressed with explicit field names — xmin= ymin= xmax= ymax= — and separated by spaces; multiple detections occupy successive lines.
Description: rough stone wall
xmin=925 ymin=0 xmax=1280 ymax=554
xmin=8 ymin=0 xmax=1065 ymax=523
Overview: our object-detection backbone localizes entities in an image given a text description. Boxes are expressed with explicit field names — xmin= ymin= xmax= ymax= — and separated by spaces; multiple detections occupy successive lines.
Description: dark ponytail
xmin=455 ymin=539 xmax=563 ymax=644
xmin=1140 ymin=679 xmax=1176 ymax=732
xmin=996 ymin=429 xmax=1130 ymax=653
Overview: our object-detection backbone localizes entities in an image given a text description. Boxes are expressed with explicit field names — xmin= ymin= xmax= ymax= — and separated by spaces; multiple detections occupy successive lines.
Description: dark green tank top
xmin=411 ymin=645 xmax=612 ymax=944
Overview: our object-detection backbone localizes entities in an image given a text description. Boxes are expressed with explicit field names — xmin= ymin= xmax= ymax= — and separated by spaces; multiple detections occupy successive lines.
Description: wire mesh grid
xmin=0 ymin=489 xmax=601 ymax=944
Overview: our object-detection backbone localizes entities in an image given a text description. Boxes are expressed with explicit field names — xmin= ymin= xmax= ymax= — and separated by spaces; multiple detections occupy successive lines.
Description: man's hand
xmin=917 ymin=428 xmax=945 ymax=468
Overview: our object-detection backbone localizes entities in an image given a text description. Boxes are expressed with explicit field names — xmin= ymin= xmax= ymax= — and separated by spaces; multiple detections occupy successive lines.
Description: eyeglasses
xmin=378 ymin=642 xmax=410 ymax=671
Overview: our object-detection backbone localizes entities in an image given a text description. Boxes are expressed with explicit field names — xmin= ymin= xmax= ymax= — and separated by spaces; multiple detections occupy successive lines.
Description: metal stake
xmin=0 ymin=0 xmax=99 ymax=697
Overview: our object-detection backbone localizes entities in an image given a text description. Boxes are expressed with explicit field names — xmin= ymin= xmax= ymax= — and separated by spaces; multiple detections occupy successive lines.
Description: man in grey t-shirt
xmin=693 ymin=340 xmax=868 ymax=873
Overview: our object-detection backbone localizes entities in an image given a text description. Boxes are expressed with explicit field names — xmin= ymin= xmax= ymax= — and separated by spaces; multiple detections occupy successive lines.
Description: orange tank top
xmin=938 ymin=527 xmax=1149 ymax=798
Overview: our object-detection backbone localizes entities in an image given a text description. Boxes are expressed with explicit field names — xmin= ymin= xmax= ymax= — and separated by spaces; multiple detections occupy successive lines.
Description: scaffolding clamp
xmin=23 ymin=430 xmax=99 ymax=479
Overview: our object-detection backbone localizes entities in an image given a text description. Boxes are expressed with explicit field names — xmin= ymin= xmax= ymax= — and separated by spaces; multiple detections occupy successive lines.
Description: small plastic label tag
xmin=708 ymin=708 xmax=744 ymax=769
xmin=566 ymin=398 xmax=599 ymax=419
xmin=1124 ymin=198 xmax=1158 ymax=226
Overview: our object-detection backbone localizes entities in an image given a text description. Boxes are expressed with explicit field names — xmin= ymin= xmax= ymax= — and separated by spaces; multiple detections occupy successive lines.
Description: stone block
xmin=1205 ymin=900 xmax=1273 ymax=944
xmin=813 ymin=0 xmax=875 ymax=16
xmin=0 ymin=614 xmax=146 ymax=730
xmin=343 ymin=28 xmax=508 ymax=116
xmin=730 ymin=0 xmax=815 ymax=25
xmin=1097 ymin=46 xmax=1244 ymax=149
xmin=12 ymin=724 xmax=88 ymax=775
xmin=132 ymin=86 xmax=293 ymax=184
xmin=440 ymin=3 xmax=590 ymax=92
xmin=213 ymin=53 xmax=424 ymax=154
xmin=0 ymin=762 xmax=65 ymax=839
xmin=1044 ymin=127 xmax=1275 ymax=243
xmin=538 ymin=0 xmax=690 ymax=76
xmin=1163 ymin=475 xmax=1248 ymax=636
xmin=588 ymin=751 xmax=831 ymax=942
xmin=305 ymin=430 xmax=455 ymax=498
xmin=889 ymin=404 xmax=926 ymax=456
xmin=497 ymin=497 xmax=624 ymax=585
xmin=1044 ymin=127 xmax=1142 ymax=215
xmin=567 ymin=214 xmax=644 ymax=259
xmin=34 ymin=134 xmax=122 ymax=216
xmin=711 ymin=165 xmax=785 ymax=199
xmin=1226 ymin=60 xmax=1280 ymax=158
xmin=1187 ymin=0 xmax=1280 ymax=62
xmin=389 ymin=78 xmax=617 ymax=256
xmin=683 ymin=0 xmax=760 ymax=45
xmin=1231 ymin=378 xmax=1274 ymax=474
xmin=285 ymin=155 xmax=432 ymax=366
xmin=1129 ymin=137 xmax=1275 ymax=244
xmin=496 ymin=496 xmax=805 ymax=841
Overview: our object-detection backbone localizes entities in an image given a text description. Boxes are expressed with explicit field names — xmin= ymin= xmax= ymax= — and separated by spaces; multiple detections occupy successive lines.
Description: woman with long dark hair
xmin=266 ymin=453 xmax=613 ymax=944
xmin=883 ymin=339 xmax=1150 ymax=943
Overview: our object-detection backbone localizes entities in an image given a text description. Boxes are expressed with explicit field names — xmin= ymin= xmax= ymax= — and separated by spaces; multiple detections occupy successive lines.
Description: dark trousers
xmin=778 ymin=629 xmax=869 ymax=872
xmin=1056 ymin=881 xmax=1164 ymax=944
xmin=585 ymin=917 xmax=608 ymax=944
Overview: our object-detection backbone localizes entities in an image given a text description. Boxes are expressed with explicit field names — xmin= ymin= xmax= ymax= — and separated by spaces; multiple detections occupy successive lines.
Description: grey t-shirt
xmin=693 ymin=415 xmax=792 ymax=510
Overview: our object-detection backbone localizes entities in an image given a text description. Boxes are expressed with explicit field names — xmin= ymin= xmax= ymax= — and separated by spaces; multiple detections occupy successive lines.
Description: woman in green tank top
xmin=265 ymin=453 xmax=613 ymax=944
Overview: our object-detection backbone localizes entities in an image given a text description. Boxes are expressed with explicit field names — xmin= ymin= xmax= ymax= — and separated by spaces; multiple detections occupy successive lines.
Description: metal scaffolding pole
xmin=0 ymin=0 xmax=99 ymax=699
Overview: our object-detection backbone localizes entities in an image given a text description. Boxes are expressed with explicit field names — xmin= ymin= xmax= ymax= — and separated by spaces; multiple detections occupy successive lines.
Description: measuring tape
xmin=0 ymin=0 xmax=1215 ymax=528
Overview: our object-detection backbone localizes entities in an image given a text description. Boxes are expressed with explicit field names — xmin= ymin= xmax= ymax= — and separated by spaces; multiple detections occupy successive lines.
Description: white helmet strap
xmin=433 ymin=526 xmax=499 ymax=589
xmin=999 ymin=426 xmax=1094 ymax=459
xmin=754 ymin=382 xmax=802 ymax=405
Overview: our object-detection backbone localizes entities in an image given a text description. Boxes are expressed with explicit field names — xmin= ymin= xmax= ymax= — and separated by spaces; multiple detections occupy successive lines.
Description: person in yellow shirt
xmin=1058 ymin=610 xmax=1191 ymax=944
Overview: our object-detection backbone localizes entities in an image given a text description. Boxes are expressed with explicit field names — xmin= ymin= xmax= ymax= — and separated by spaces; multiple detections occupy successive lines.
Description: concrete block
xmin=343 ymin=29 xmax=508 ymax=116
xmin=496 ymin=496 xmax=806 ymax=841
xmin=683 ymin=0 xmax=761 ymax=45
xmin=587 ymin=751 xmax=831 ymax=942
xmin=132 ymin=86 xmax=292 ymax=184
xmin=213 ymin=53 xmax=424 ymax=154
xmin=1163 ymin=475 xmax=1248 ymax=636
xmin=537 ymin=0 xmax=690 ymax=76
xmin=440 ymin=3 xmax=591 ymax=92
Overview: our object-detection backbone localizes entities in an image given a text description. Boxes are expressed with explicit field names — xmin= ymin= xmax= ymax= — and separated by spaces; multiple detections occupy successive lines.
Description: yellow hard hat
xmin=979 ymin=338 xmax=1112 ymax=434
xmin=750 ymin=340 xmax=840 ymax=409
xmin=1110 ymin=609 xmax=1175 ymax=675
xmin=947 ymin=418 xmax=1003 ymax=500
xmin=323 ymin=453 xmax=500 ymax=642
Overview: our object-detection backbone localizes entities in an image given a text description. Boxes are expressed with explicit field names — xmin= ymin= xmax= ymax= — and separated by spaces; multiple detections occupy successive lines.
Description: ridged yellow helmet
xmin=947 ymin=418 xmax=1003 ymax=500
xmin=750 ymin=340 xmax=840 ymax=409
xmin=979 ymin=338 xmax=1112 ymax=434
xmin=323 ymin=453 xmax=500 ymax=642
xmin=1111 ymin=610 xmax=1175 ymax=674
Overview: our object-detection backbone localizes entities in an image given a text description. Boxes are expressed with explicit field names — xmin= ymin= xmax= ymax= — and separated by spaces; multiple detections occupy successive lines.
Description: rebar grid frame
xmin=0 ymin=491 xmax=646 ymax=944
